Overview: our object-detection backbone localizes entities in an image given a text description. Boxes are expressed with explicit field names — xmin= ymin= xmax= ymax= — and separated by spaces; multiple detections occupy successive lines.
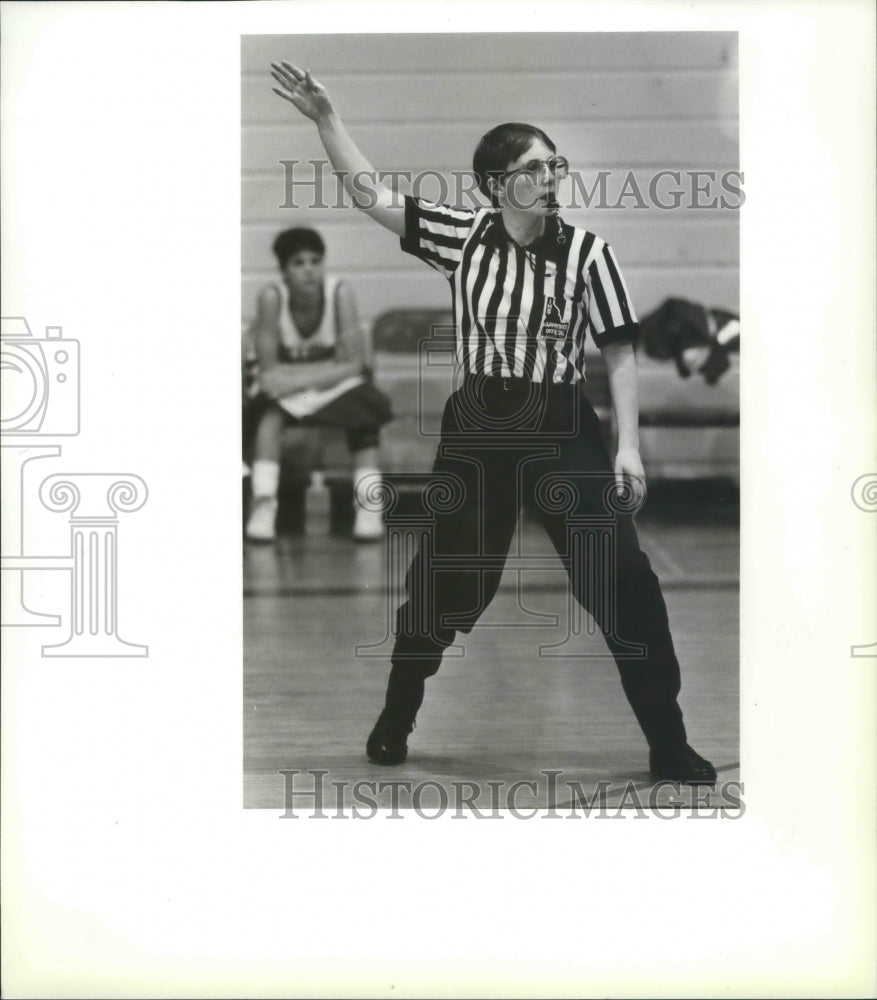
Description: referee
xmin=272 ymin=62 xmax=717 ymax=785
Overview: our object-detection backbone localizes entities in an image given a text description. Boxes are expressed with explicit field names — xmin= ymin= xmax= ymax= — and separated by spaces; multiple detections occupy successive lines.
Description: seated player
xmin=245 ymin=227 xmax=392 ymax=542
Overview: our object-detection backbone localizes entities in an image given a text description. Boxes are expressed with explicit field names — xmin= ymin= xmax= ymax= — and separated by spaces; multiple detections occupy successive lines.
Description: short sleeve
xmin=586 ymin=242 xmax=640 ymax=348
xmin=400 ymin=195 xmax=477 ymax=280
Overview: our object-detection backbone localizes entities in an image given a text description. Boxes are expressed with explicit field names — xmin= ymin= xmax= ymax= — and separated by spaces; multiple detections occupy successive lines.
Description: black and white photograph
xmin=241 ymin=32 xmax=743 ymax=812
xmin=1 ymin=2 xmax=874 ymax=997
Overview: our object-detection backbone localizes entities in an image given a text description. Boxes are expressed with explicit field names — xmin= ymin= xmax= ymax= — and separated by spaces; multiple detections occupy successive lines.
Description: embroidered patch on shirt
xmin=539 ymin=296 xmax=569 ymax=340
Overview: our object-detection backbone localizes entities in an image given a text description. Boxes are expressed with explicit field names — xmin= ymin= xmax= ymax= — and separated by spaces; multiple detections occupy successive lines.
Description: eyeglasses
xmin=503 ymin=155 xmax=569 ymax=183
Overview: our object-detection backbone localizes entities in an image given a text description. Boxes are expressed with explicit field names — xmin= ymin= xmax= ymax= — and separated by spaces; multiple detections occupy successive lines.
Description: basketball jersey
xmin=276 ymin=275 xmax=341 ymax=364
xmin=272 ymin=274 xmax=367 ymax=419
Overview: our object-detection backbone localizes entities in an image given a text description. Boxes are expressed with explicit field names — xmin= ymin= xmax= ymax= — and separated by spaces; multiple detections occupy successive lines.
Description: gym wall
xmin=241 ymin=33 xmax=739 ymax=335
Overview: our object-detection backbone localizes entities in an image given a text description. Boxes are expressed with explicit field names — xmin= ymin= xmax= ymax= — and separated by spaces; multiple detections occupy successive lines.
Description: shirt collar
xmin=482 ymin=211 xmax=567 ymax=261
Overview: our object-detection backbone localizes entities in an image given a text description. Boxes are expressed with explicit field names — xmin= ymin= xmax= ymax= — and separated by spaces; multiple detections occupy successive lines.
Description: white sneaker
xmin=353 ymin=504 xmax=384 ymax=542
xmin=246 ymin=496 xmax=278 ymax=542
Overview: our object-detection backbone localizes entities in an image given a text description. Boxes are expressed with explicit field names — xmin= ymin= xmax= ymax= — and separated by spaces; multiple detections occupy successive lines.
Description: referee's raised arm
xmin=271 ymin=62 xmax=406 ymax=238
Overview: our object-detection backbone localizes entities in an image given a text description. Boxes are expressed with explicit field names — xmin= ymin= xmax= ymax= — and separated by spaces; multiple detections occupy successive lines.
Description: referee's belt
xmin=463 ymin=373 xmax=575 ymax=395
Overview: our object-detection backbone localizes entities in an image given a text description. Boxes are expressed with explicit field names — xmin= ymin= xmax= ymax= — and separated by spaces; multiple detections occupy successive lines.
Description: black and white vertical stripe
xmin=401 ymin=195 xmax=639 ymax=384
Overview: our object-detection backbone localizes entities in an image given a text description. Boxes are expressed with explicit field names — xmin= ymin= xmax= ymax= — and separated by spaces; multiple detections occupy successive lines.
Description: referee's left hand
xmin=271 ymin=63 xmax=334 ymax=124
xmin=614 ymin=447 xmax=646 ymax=510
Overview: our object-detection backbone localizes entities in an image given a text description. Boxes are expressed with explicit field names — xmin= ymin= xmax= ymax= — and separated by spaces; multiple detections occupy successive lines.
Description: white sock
xmin=251 ymin=459 xmax=280 ymax=499
xmin=354 ymin=466 xmax=381 ymax=481
xmin=353 ymin=466 xmax=382 ymax=506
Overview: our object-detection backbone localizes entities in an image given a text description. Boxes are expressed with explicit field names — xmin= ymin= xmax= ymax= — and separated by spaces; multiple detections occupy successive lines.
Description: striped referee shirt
xmin=401 ymin=195 xmax=640 ymax=384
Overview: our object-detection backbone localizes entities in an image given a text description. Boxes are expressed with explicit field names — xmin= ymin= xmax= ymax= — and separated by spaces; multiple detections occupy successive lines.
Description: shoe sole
xmin=367 ymin=752 xmax=407 ymax=765
xmin=649 ymin=771 xmax=717 ymax=786
xmin=366 ymin=740 xmax=408 ymax=765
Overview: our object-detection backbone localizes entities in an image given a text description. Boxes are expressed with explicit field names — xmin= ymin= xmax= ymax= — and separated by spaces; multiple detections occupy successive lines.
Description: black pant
xmin=386 ymin=375 xmax=688 ymax=756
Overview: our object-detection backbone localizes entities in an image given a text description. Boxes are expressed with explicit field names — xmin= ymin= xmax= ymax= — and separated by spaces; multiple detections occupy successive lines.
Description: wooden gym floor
xmin=243 ymin=483 xmax=740 ymax=812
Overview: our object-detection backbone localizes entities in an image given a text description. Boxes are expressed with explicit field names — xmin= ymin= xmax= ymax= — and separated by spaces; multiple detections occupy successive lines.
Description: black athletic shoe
xmin=649 ymin=745 xmax=717 ymax=785
xmin=366 ymin=708 xmax=414 ymax=765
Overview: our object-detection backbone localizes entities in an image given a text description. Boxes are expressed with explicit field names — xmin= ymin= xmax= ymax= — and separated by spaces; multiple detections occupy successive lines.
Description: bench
xmin=243 ymin=308 xmax=740 ymax=532
xmin=363 ymin=308 xmax=739 ymax=486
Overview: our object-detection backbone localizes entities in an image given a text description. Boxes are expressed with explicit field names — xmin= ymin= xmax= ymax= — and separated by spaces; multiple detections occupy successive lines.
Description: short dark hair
xmin=472 ymin=123 xmax=557 ymax=205
xmin=272 ymin=227 xmax=326 ymax=269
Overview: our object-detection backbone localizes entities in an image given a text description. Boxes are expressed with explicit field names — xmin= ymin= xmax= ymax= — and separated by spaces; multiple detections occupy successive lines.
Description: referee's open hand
xmin=270 ymin=63 xmax=333 ymax=122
